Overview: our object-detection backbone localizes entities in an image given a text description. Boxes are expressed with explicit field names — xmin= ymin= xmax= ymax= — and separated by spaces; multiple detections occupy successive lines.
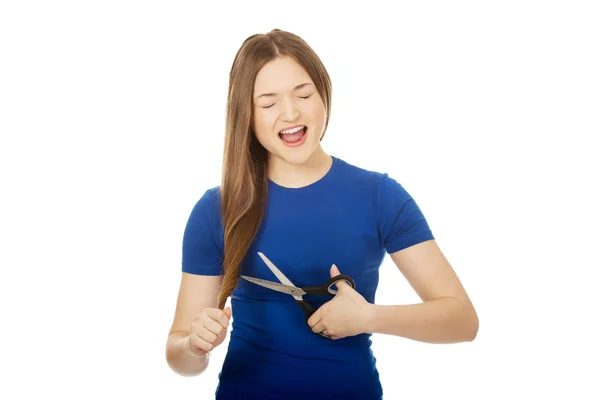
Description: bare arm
xmin=371 ymin=240 xmax=479 ymax=343
xmin=165 ymin=273 xmax=224 ymax=376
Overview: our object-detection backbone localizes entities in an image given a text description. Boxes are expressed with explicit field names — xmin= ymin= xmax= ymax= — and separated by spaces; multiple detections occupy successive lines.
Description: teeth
xmin=280 ymin=126 xmax=305 ymax=135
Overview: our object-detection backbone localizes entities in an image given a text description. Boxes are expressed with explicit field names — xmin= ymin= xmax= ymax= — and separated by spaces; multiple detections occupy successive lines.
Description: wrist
xmin=363 ymin=303 xmax=378 ymax=334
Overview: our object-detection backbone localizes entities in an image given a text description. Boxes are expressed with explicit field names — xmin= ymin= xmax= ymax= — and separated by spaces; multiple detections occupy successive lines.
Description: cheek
xmin=252 ymin=112 xmax=275 ymax=143
xmin=306 ymin=100 xmax=326 ymax=125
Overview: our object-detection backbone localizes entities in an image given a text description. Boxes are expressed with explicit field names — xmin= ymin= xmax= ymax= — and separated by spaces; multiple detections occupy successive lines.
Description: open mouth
xmin=279 ymin=125 xmax=307 ymax=144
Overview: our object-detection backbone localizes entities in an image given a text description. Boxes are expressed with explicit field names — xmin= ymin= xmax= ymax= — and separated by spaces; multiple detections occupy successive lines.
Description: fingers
xmin=186 ymin=336 xmax=207 ymax=357
xmin=206 ymin=308 xmax=231 ymax=329
xmin=311 ymin=320 xmax=326 ymax=334
xmin=307 ymin=309 xmax=344 ymax=340
xmin=198 ymin=325 xmax=218 ymax=345
xmin=320 ymin=329 xmax=340 ymax=340
xmin=188 ymin=328 xmax=214 ymax=355
xmin=188 ymin=307 xmax=232 ymax=356
xmin=307 ymin=309 xmax=321 ymax=328
xmin=202 ymin=316 xmax=226 ymax=337
xmin=308 ymin=311 xmax=331 ymax=336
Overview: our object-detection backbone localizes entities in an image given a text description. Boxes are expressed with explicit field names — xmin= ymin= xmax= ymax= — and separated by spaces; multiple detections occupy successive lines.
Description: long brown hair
xmin=217 ymin=29 xmax=332 ymax=309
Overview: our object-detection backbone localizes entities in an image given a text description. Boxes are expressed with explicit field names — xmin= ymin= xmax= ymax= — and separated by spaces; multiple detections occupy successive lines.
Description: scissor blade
xmin=241 ymin=276 xmax=306 ymax=297
xmin=257 ymin=252 xmax=296 ymax=287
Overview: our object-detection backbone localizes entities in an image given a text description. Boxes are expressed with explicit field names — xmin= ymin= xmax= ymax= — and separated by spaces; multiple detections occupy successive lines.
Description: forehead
xmin=254 ymin=56 xmax=313 ymax=93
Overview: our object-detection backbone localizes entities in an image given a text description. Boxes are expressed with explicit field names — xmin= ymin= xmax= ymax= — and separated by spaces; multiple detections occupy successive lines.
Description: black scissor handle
xmin=296 ymin=299 xmax=316 ymax=320
xmin=302 ymin=274 xmax=356 ymax=296
xmin=295 ymin=299 xmax=335 ymax=340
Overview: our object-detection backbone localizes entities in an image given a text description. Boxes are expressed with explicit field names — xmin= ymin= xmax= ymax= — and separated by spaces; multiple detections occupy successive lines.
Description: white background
xmin=1 ymin=1 xmax=599 ymax=399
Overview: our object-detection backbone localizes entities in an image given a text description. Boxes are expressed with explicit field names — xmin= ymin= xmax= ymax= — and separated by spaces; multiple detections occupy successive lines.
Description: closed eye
xmin=261 ymin=94 xmax=313 ymax=109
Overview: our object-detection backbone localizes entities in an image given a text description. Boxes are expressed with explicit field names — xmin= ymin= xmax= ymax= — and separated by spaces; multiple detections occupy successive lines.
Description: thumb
xmin=330 ymin=264 xmax=340 ymax=278
xmin=330 ymin=264 xmax=351 ymax=290
xmin=223 ymin=306 xmax=232 ymax=319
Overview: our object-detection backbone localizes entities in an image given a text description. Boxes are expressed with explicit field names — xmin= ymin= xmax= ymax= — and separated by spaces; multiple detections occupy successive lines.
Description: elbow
xmin=452 ymin=297 xmax=478 ymax=342
xmin=464 ymin=308 xmax=479 ymax=342
xmin=165 ymin=334 xmax=209 ymax=377
xmin=166 ymin=351 xmax=209 ymax=377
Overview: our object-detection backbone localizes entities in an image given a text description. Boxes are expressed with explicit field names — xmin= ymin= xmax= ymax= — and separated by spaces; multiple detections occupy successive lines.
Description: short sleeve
xmin=181 ymin=187 xmax=224 ymax=276
xmin=377 ymin=173 xmax=435 ymax=254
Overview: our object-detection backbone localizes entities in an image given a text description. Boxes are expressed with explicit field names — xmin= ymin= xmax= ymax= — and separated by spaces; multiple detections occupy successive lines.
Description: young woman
xmin=165 ymin=29 xmax=479 ymax=399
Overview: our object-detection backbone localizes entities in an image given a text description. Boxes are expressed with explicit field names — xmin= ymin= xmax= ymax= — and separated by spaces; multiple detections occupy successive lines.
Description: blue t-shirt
xmin=181 ymin=155 xmax=434 ymax=399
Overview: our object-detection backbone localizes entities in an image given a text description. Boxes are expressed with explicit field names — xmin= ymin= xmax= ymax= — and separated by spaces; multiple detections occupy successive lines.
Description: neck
xmin=267 ymin=146 xmax=332 ymax=189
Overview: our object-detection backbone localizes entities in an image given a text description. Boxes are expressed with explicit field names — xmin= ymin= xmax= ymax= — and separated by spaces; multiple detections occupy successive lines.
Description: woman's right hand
xmin=186 ymin=306 xmax=232 ymax=356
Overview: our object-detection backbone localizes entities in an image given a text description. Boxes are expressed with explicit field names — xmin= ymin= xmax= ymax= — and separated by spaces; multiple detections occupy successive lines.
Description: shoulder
xmin=195 ymin=185 xmax=222 ymax=208
xmin=333 ymin=156 xmax=390 ymax=189
xmin=188 ymin=185 xmax=222 ymax=226
xmin=333 ymin=157 xmax=414 ymax=210
xmin=203 ymin=185 xmax=222 ymax=200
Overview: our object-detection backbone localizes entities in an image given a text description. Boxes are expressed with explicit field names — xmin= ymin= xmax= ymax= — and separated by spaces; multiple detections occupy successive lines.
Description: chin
xmin=275 ymin=152 xmax=313 ymax=165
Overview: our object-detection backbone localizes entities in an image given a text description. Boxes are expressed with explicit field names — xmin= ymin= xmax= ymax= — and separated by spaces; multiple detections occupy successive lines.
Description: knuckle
xmin=197 ymin=329 xmax=210 ymax=341
xmin=198 ymin=314 xmax=209 ymax=325
xmin=193 ymin=314 xmax=203 ymax=324
xmin=198 ymin=341 xmax=209 ymax=352
xmin=190 ymin=338 xmax=206 ymax=354
xmin=200 ymin=342 xmax=212 ymax=352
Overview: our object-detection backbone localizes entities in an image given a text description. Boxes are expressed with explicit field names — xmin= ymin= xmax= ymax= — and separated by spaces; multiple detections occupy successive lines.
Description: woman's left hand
xmin=307 ymin=265 xmax=375 ymax=340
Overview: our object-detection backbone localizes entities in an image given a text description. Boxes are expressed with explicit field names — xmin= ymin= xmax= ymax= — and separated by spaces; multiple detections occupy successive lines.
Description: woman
xmin=165 ymin=29 xmax=479 ymax=399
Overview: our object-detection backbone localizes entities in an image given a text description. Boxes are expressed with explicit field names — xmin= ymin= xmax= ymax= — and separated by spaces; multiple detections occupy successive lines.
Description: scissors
xmin=241 ymin=252 xmax=356 ymax=340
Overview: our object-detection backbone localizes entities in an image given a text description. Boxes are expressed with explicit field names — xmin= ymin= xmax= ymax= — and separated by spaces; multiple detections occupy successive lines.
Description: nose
xmin=280 ymin=96 xmax=300 ymax=121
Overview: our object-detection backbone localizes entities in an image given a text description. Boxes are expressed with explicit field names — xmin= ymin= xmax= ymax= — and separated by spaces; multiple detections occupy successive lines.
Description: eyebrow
xmin=255 ymin=82 xmax=314 ymax=100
